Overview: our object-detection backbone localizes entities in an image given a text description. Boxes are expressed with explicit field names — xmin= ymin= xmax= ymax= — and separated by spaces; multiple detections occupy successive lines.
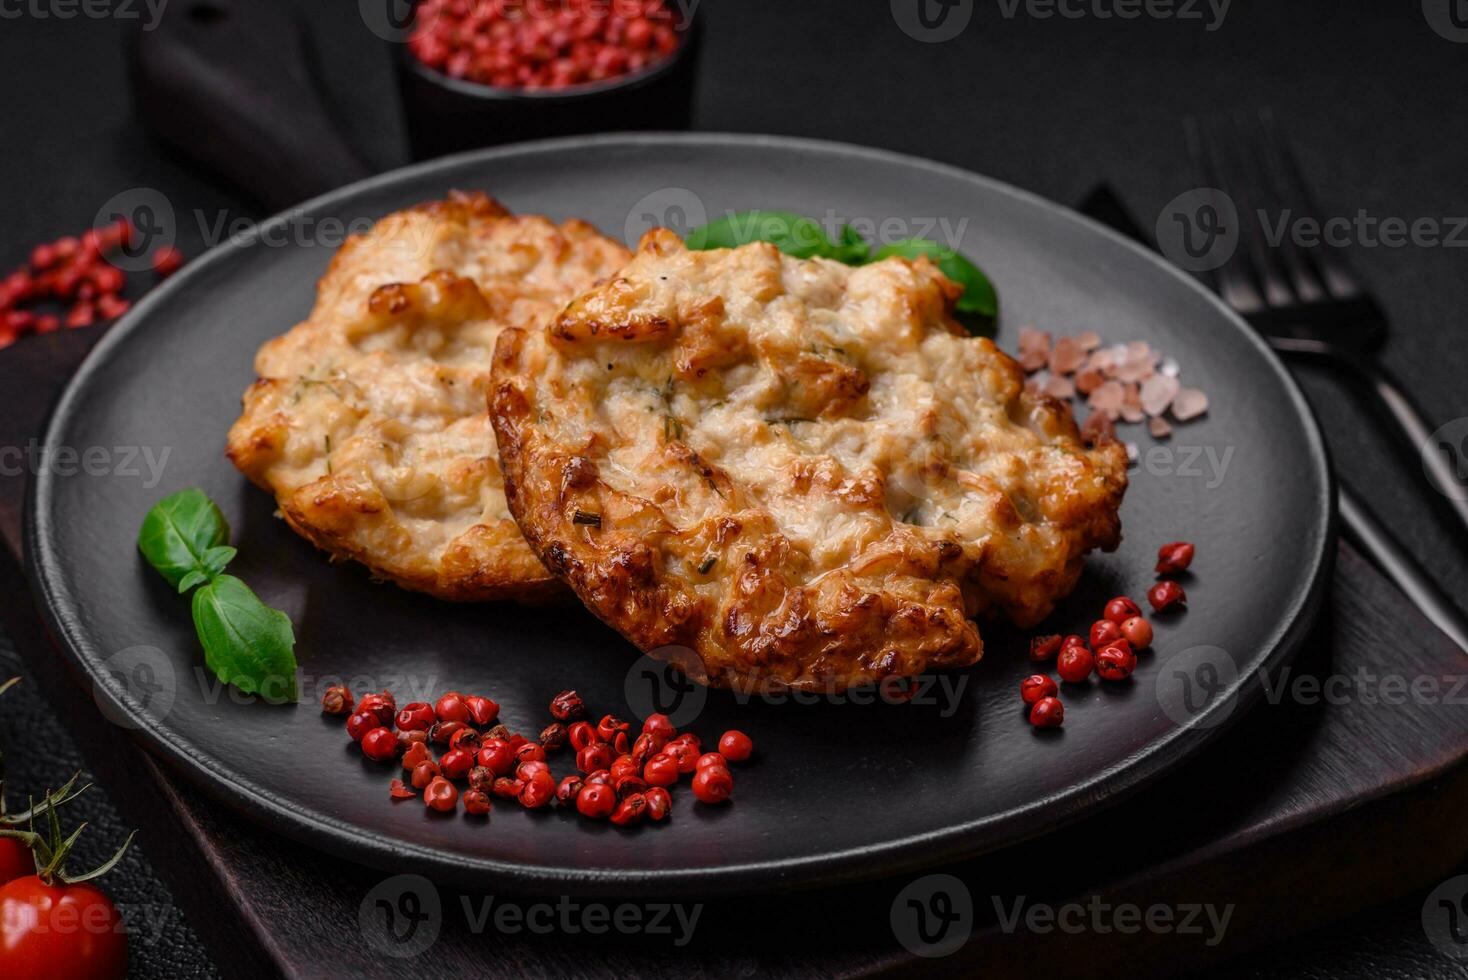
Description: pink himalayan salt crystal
xmin=1019 ymin=349 xmax=1049 ymax=372
xmin=1017 ymin=326 xmax=1051 ymax=372
xmin=1049 ymin=336 xmax=1087 ymax=375
xmin=1109 ymin=343 xmax=1156 ymax=384
xmin=1005 ymin=328 xmax=1195 ymax=435
xmin=1085 ymin=346 xmax=1118 ymax=376
xmin=1043 ymin=374 xmax=1076 ymax=400
xmin=1113 ymin=350 xmax=1156 ymax=384
xmin=1120 ymin=383 xmax=1145 ymax=423
xmin=1074 ymin=367 xmax=1105 ymax=395
xmin=1171 ymin=387 xmax=1210 ymax=422
xmin=1140 ymin=374 xmax=1181 ymax=417
xmin=1088 ymin=379 xmax=1126 ymax=418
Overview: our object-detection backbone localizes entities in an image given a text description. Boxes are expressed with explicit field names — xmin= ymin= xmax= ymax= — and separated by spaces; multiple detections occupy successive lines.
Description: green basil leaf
xmin=872 ymin=239 xmax=999 ymax=318
xmin=191 ymin=575 xmax=298 ymax=702
xmin=687 ymin=210 xmax=845 ymax=260
xmin=831 ymin=224 xmax=872 ymax=264
xmin=176 ymin=569 xmax=210 ymax=595
xmin=138 ymin=488 xmax=231 ymax=590
xmin=200 ymin=545 xmax=238 ymax=579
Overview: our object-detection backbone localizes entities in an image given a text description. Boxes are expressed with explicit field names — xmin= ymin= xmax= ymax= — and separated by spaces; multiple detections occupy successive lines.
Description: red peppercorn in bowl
xmin=394 ymin=0 xmax=702 ymax=158
xmin=409 ymin=0 xmax=683 ymax=91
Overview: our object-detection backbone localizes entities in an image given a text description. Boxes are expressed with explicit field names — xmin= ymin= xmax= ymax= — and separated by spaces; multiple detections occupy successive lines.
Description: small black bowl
xmin=394 ymin=10 xmax=702 ymax=160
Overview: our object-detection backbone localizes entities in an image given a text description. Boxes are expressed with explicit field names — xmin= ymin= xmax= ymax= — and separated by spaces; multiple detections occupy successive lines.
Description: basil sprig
xmin=685 ymin=210 xmax=998 ymax=328
xmin=686 ymin=210 xmax=870 ymax=263
xmin=192 ymin=575 xmax=298 ymax=702
xmin=137 ymin=488 xmax=235 ymax=592
xmin=138 ymin=489 xmax=298 ymax=702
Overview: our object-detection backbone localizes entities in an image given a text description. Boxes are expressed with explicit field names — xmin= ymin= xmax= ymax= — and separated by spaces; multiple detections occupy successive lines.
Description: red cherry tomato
xmin=0 ymin=839 xmax=33 ymax=885
xmin=0 ymin=875 xmax=128 ymax=980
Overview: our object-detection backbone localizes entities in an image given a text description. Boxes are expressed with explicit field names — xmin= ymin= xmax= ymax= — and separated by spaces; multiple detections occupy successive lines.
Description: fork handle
xmin=1339 ymin=483 xmax=1468 ymax=653
xmin=1272 ymin=338 xmax=1468 ymax=542
xmin=1346 ymin=356 xmax=1468 ymax=538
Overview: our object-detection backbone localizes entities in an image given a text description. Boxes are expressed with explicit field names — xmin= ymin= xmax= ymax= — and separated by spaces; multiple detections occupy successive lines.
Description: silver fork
xmin=1165 ymin=111 xmax=1468 ymax=652
xmin=1183 ymin=109 xmax=1468 ymax=542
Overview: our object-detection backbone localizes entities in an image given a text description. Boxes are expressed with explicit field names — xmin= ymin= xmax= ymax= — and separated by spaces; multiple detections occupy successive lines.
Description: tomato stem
xmin=2 ymin=772 xmax=88 ymax=826
xmin=61 ymin=831 xmax=136 ymax=885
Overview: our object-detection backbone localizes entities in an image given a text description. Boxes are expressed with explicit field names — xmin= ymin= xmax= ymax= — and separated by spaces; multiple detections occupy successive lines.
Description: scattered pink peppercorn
xmin=1028 ymin=697 xmax=1064 ymax=729
xmin=1155 ymin=541 xmax=1195 ymax=576
xmin=717 ymin=730 xmax=753 ymax=763
xmin=1020 ymin=675 xmax=1059 ymax=705
xmin=1120 ymin=615 xmax=1153 ymax=649
xmin=1029 ymin=634 xmax=1063 ymax=662
xmin=1095 ymin=642 xmax=1137 ymax=682
xmin=1148 ymin=580 xmax=1187 ymax=612
xmin=1103 ymin=596 xmax=1142 ymax=623
xmin=151 ymin=246 xmax=185 ymax=278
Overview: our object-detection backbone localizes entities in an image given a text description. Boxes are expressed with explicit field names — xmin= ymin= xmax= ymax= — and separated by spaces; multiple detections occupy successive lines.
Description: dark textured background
xmin=1 ymin=1 xmax=1466 ymax=976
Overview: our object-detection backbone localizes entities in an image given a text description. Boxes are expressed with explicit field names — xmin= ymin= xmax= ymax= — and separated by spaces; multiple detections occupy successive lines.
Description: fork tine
xmin=1207 ymin=110 xmax=1298 ymax=311
xmin=1240 ymin=109 xmax=1327 ymax=304
xmin=1182 ymin=115 xmax=1264 ymax=315
xmin=1256 ymin=108 xmax=1362 ymax=300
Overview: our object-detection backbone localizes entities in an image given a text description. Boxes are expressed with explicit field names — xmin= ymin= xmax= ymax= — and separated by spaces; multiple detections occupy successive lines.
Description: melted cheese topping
xmin=492 ymin=232 xmax=1126 ymax=689
xmin=226 ymin=193 xmax=631 ymax=600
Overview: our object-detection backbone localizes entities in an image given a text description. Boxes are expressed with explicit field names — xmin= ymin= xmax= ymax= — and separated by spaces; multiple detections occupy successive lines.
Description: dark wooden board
xmin=2 ymin=327 xmax=1466 ymax=978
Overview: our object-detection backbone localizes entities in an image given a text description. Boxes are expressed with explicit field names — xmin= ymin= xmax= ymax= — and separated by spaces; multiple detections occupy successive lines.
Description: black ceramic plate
xmin=27 ymin=135 xmax=1332 ymax=897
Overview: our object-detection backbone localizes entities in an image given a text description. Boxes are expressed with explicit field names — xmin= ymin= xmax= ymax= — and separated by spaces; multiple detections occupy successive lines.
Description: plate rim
xmin=25 ymin=131 xmax=1337 ymax=896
